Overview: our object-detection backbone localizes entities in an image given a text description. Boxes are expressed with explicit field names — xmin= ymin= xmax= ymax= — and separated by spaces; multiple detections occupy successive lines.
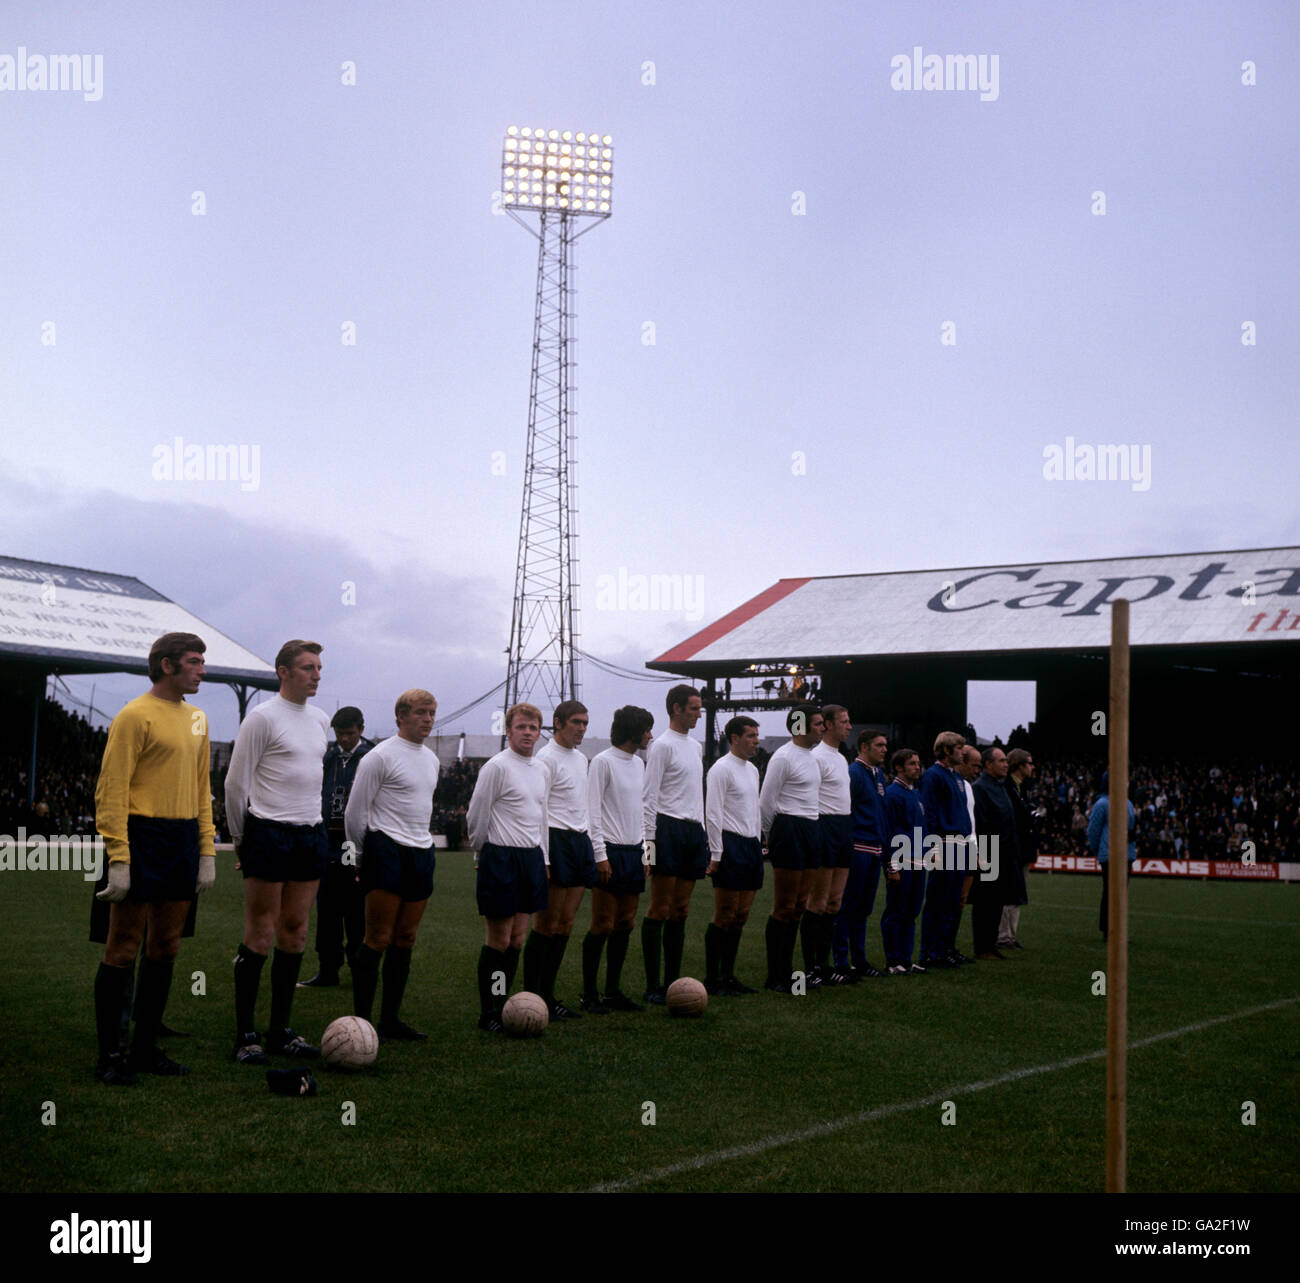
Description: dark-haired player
xmin=704 ymin=716 xmax=763 ymax=996
xmin=640 ymin=685 xmax=707 ymax=1005
xmin=808 ymin=703 xmax=853 ymax=984
xmin=226 ymin=640 xmax=331 ymax=1063
xmin=92 ymin=632 xmax=216 ymax=1084
xmin=834 ymin=728 xmax=889 ymax=979
xmin=759 ymin=706 xmax=824 ymax=993
xmin=344 ymin=689 xmax=440 ymax=1038
xmin=301 ymin=706 xmax=372 ymax=988
xmin=881 ymin=748 xmax=927 ymax=974
xmin=467 ymin=702 xmax=548 ymax=1032
xmin=581 ymin=706 xmax=654 ymax=1013
xmin=523 ymin=700 xmax=594 ymax=1020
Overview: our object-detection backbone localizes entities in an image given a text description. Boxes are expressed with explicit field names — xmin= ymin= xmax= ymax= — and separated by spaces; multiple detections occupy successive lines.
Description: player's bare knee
xmin=146 ymin=936 xmax=181 ymax=963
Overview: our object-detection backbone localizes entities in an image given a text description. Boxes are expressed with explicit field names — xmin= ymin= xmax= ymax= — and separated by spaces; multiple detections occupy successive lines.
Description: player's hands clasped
xmin=96 ymin=861 xmax=130 ymax=902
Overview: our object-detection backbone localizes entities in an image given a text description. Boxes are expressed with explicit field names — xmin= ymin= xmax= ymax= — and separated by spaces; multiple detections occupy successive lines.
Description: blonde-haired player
xmin=467 ymin=702 xmax=549 ymax=1032
xmin=344 ymin=689 xmax=440 ymax=1040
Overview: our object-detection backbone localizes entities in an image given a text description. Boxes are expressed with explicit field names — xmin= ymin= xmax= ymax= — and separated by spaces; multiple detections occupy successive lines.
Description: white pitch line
xmin=1032 ymin=901 xmax=1300 ymax=927
xmin=587 ymin=996 xmax=1300 ymax=1194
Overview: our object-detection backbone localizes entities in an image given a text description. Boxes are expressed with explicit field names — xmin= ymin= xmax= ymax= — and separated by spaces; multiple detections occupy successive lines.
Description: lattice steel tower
xmin=499 ymin=124 xmax=613 ymax=737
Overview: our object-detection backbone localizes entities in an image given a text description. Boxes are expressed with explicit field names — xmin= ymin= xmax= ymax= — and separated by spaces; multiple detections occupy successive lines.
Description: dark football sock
xmin=351 ymin=944 xmax=383 ymax=1022
xmin=269 ymin=948 xmax=304 ymax=1032
xmin=785 ymin=918 xmax=801 ymax=981
xmin=765 ymin=916 xmax=783 ymax=985
xmin=504 ymin=944 xmax=521 ymax=991
xmin=704 ymin=923 xmax=722 ymax=984
xmin=641 ymin=917 xmax=663 ymax=990
xmin=663 ymin=919 xmax=686 ymax=986
xmin=95 ymin=962 xmax=132 ymax=1059
xmin=130 ymin=956 xmax=174 ymax=1054
xmin=545 ymin=933 xmax=570 ymax=1001
xmin=233 ymin=944 xmax=267 ymax=1036
xmin=606 ymin=928 xmax=631 ymax=992
xmin=818 ymin=912 xmax=835 ymax=970
xmin=522 ymin=929 xmax=549 ymax=995
xmin=800 ymin=913 xmax=819 ymax=972
xmin=724 ymin=926 xmax=743 ymax=982
xmin=478 ymin=945 xmax=507 ymax=1015
xmin=380 ymin=946 xmax=413 ymax=1025
xmin=582 ymin=931 xmax=607 ymax=995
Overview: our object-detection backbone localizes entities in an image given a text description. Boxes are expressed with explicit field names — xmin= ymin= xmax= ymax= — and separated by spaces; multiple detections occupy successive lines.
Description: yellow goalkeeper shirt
xmin=94 ymin=693 xmax=216 ymax=865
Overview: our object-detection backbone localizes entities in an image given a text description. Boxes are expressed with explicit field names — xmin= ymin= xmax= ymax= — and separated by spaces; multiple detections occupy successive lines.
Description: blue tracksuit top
xmin=920 ymin=762 xmax=970 ymax=837
xmin=848 ymin=759 xmax=889 ymax=854
xmin=885 ymin=777 xmax=926 ymax=864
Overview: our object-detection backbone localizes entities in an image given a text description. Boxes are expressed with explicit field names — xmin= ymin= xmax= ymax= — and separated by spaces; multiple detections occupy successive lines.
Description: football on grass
xmin=502 ymin=991 xmax=549 ymax=1037
xmin=321 ymin=1016 xmax=379 ymax=1070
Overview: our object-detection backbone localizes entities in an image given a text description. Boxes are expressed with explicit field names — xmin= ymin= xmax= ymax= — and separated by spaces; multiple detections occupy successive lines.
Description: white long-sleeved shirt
xmin=811 ymin=740 xmax=851 ymax=816
xmin=759 ymin=740 xmax=821 ymax=834
xmin=705 ymin=751 xmax=761 ymax=858
xmin=642 ymin=729 xmax=703 ymax=840
xmin=588 ymin=747 xmax=644 ymax=863
xmin=537 ymin=739 xmax=589 ymax=833
xmin=344 ymin=735 xmax=440 ymax=852
xmin=963 ymin=777 xmax=977 ymax=846
xmin=466 ymin=747 xmax=548 ymax=861
xmin=225 ymin=695 xmax=331 ymax=840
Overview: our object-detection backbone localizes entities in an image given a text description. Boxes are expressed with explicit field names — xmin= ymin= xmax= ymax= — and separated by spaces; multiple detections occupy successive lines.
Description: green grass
xmin=2 ymin=858 xmax=1297 ymax=1192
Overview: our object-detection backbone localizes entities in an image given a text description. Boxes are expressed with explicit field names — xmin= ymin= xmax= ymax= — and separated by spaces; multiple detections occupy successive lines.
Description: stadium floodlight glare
xmin=498 ymin=124 xmax=616 ymax=739
xmin=501 ymin=125 xmax=612 ymax=222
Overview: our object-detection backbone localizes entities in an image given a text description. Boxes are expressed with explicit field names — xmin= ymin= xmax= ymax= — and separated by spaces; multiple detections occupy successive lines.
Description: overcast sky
xmin=4 ymin=0 xmax=1296 ymax=744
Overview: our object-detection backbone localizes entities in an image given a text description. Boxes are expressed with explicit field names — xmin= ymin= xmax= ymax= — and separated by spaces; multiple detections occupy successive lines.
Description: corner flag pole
xmin=1106 ymin=597 xmax=1130 ymax=1193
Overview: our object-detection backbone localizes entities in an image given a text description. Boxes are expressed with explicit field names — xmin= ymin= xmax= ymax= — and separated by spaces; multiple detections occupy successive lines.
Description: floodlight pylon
xmin=499 ymin=127 xmax=613 ymax=741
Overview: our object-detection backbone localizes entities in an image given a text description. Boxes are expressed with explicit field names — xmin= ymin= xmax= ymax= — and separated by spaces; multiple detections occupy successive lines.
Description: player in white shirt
xmin=704 ymin=716 xmax=763 ymax=997
xmin=580 ymin=705 xmax=655 ymax=1013
xmin=758 ymin=706 xmax=825 ymax=993
xmin=640 ymin=685 xmax=708 ymax=1006
xmin=522 ymin=701 xmax=595 ymax=1021
xmin=466 ymin=702 xmax=548 ymax=1033
xmin=226 ymin=640 xmax=331 ymax=1064
xmin=807 ymin=704 xmax=855 ymax=986
xmin=344 ymin=689 xmax=440 ymax=1040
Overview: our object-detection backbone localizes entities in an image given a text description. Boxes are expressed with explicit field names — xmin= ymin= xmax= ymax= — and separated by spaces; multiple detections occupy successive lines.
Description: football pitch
xmin=3 ymin=858 xmax=1297 ymax=1194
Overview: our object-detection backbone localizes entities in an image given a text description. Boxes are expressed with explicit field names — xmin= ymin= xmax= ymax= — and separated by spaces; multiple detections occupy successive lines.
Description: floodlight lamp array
xmin=502 ymin=126 xmax=613 ymax=214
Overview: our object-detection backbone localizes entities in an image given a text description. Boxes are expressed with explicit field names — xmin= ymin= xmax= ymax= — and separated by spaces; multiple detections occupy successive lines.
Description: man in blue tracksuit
xmin=881 ymin=748 xmax=927 ymax=974
xmin=833 ymin=728 xmax=890 ymax=979
xmin=1087 ymin=771 xmax=1136 ymax=942
xmin=918 ymin=730 xmax=971 ymax=968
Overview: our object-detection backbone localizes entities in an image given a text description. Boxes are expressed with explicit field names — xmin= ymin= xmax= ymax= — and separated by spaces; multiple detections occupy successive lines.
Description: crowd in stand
xmin=1031 ymin=757 xmax=1297 ymax=862
xmin=4 ymin=696 xmax=1297 ymax=861
xmin=0 ymin=698 xmax=106 ymax=836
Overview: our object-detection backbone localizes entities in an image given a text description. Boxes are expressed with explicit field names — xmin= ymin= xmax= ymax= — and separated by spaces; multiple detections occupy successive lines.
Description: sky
xmin=3 ymin=0 xmax=1297 ymax=745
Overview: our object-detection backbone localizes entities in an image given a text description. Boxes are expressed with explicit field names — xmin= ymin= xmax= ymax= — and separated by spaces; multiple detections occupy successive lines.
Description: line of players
xmin=90 ymin=630 xmax=1024 ymax=1083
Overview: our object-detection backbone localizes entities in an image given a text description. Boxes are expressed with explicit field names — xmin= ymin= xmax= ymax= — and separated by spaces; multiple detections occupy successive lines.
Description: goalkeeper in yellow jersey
xmin=91 ymin=632 xmax=216 ymax=1085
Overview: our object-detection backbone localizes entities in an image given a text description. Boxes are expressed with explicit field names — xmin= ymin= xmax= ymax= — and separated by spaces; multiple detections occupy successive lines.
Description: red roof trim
xmin=650 ymin=578 xmax=811 ymax=665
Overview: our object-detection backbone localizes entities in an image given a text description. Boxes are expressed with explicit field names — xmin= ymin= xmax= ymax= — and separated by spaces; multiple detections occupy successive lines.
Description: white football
xmin=321 ymin=1016 xmax=379 ymax=1070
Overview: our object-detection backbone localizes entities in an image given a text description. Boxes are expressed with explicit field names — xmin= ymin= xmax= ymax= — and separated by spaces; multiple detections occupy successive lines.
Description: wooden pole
xmin=1106 ymin=598 xmax=1130 ymax=1193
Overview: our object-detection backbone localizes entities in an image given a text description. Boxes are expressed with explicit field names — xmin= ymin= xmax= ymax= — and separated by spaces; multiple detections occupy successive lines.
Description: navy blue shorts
xmin=595 ymin=842 xmax=646 ymax=896
xmin=239 ymin=812 xmax=328 ymax=883
xmin=124 ymin=816 xmax=200 ymax=902
xmin=548 ymin=828 xmax=598 ymax=889
xmin=653 ymin=814 xmax=709 ymax=880
xmin=819 ymin=814 xmax=853 ymax=870
xmin=476 ymin=842 xmax=548 ymax=918
xmin=768 ymin=813 xmax=821 ymax=871
xmin=360 ymin=829 xmax=435 ymax=902
xmin=711 ymin=831 xmax=764 ymax=891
